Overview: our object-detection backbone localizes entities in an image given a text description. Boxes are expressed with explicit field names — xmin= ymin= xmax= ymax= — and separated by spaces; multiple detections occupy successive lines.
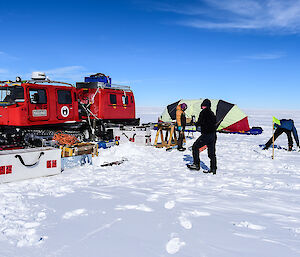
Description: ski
xmin=100 ymin=158 xmax=128 ymax=167
xmin=166 ymin=145 xmax=178 ymax=151
xmin=259 ymin=144 xmax=299 ymax=152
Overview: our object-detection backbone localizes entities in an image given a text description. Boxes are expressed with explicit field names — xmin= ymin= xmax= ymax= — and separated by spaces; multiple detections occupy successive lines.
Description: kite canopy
xmin=160 ymin=99 xmax=250 ymax=132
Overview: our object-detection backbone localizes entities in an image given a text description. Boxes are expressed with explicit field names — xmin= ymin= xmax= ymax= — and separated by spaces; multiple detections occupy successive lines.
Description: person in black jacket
xmin=187 ymin=99 xmax=217 ymax=174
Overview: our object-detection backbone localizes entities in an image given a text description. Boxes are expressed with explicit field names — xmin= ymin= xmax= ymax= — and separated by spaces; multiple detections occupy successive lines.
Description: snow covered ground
xmin=1 ymin=108 xmax=300 ymax=257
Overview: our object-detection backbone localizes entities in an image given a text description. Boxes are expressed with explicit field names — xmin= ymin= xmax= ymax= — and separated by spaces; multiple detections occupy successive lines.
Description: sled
xmin=0 ymin=147 xmax=61 ymax=183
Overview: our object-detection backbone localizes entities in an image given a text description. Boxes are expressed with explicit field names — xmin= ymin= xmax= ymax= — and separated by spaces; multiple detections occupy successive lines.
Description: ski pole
xmin=272 ymin=121 xmax=275 ymax=159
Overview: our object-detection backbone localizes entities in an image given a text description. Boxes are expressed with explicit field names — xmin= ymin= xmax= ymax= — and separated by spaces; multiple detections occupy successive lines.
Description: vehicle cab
xmin=0 ymin=82 xmax=26 ymax=126
xmin=0 ymin=73 xmax=80 ymax=128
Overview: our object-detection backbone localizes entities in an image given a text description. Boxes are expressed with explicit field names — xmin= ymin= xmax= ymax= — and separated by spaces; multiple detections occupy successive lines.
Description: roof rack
xmin=25 ymin=80 xmax=74 ymax=87
xmin=0 ymin=81 xmax=22 ymax=86
xmin=76 ymin=81 xmax=132 ymax=92
xmin=0 ymin=80 xmax=74 ymax=87
xmin=109 ymin=83 xmax=132 ymax=91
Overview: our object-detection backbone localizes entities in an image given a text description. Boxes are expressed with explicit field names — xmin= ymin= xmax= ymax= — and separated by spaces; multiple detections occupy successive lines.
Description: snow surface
xmin=1 ymin=108 xmax=300 ymax=257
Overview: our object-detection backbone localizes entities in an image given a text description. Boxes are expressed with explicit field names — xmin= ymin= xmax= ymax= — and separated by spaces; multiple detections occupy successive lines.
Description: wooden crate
xmin=60 ymin=143 xmax=98 ymax=157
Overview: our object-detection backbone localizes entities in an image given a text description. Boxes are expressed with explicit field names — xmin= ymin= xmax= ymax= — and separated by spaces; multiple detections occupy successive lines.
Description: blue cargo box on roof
xmin=84 ymin=76 xmax=111 ymax=85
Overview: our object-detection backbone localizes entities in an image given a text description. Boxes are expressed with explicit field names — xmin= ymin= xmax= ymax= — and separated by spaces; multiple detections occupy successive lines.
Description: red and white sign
xmin=0 ymin=165 xmax=12 ymax=175
xmin=61 ymin=106 xmax=70 ymax=117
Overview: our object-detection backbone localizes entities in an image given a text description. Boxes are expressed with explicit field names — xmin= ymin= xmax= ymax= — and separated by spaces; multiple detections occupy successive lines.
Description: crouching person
xmin=263 ymin=119 xmax=299 ymax=151
xmin=187 ymin=99 xmax=217 ymax=174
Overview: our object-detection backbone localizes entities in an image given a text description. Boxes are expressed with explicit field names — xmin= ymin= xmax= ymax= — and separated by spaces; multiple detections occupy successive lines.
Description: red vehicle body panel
xmin=0 ymin=82 xmax=137 ymax=127
xmin=77 ymin=88 xmax=136 ymax=120
xmin=0 ymin=83 xmax=80 ymax=127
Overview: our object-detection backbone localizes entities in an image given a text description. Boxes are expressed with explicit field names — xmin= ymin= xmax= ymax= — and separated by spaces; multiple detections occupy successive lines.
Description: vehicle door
xmin=56 ymin=89 xmax=74 ymax=120
xmin=28 ymin=87 xmax=49 ymax=121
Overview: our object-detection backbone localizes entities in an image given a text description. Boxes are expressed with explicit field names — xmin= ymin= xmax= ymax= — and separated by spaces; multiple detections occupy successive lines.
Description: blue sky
xmin=0 ymin=0 xmax=300 ymax=109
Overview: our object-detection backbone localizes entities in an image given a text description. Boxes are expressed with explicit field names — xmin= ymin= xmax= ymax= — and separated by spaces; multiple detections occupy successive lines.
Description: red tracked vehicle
xmin=0 ymin=72 xmax=139 ymax=146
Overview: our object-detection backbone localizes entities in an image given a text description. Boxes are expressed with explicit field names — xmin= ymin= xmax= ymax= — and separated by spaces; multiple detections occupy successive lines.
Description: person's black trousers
xmin=192 ymin=133 xmax=217 ymax=170
xmin=265 ymin=127 xmax=293 ymax=149
xmin=177 ymin=131 xmax=184 ymax=148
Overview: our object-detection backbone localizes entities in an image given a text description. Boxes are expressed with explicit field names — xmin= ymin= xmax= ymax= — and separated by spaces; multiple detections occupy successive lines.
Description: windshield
xmin=0 ymin=86 xmax=24 ymax=106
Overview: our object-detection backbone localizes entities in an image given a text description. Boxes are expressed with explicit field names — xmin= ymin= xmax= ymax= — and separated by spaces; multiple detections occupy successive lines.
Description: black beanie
xmin=201 ymin=99 xmax=211 ymax=108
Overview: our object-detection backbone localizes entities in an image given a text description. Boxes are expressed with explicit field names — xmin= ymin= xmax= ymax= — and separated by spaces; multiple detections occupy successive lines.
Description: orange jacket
xmin=176 ymin=105 xmax=186 ymax=127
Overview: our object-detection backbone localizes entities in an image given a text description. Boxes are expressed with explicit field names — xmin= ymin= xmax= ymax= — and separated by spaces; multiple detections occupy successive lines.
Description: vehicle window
xmin=131 ymin=96 xmax=134 ymax=103
xmin=58 ymin=90 xmax=72 ymax=104
xmin=122 ymin=95 xmax=128 ymax=105
xmin=0 ymin=86 xmax=24 ymax=106
xmin=110 ymin=94 xmax=117 ymax=104
xmin=29 ymin=89 xmax=47 ymax=104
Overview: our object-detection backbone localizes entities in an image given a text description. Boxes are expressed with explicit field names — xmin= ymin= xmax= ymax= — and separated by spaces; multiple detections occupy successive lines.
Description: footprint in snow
xmin=178 ymin=215 xmax=192 ymax=229
xmin=233 ymin=221 xmax=265 ymax=230
xmin=62 ymin=209 xmax=87 ymax=219
xmin=166 ymin=237 xmax=186 ymax=254
xmin=292 ymin=228 xmax=300 ymax=234
xmin=24 ymin=222 xmax=40 ymax=229
xmin=115 ymin=204 xmax=153 ymax=212
xmin=164 ymin=201 xmax=175 ymax=209
xmin=37 ymin=211 xmax=47 ymax=221
xmin=147 ymin=194 xmax=159 ymax=202
xmin=188 ymin=210 xmax=211 ymax=217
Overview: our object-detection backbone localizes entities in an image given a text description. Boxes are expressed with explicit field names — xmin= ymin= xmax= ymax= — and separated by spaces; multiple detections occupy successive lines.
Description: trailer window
xmin=58 ymin=90 xmax=72 ymax=104
xmin=29 ymin=89 xmax=47 ymax=104
xmin=110 ymin=94 xmax=117 ymax=104
xmin=0 ymin=86 xmax=24 ymax=106
xmin=122 ymin=95 xmax=128 ymax=105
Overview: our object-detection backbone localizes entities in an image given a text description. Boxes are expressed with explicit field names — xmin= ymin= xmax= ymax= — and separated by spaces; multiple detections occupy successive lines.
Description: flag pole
xmin=272 ymin=121 xmax=275 ymax=159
